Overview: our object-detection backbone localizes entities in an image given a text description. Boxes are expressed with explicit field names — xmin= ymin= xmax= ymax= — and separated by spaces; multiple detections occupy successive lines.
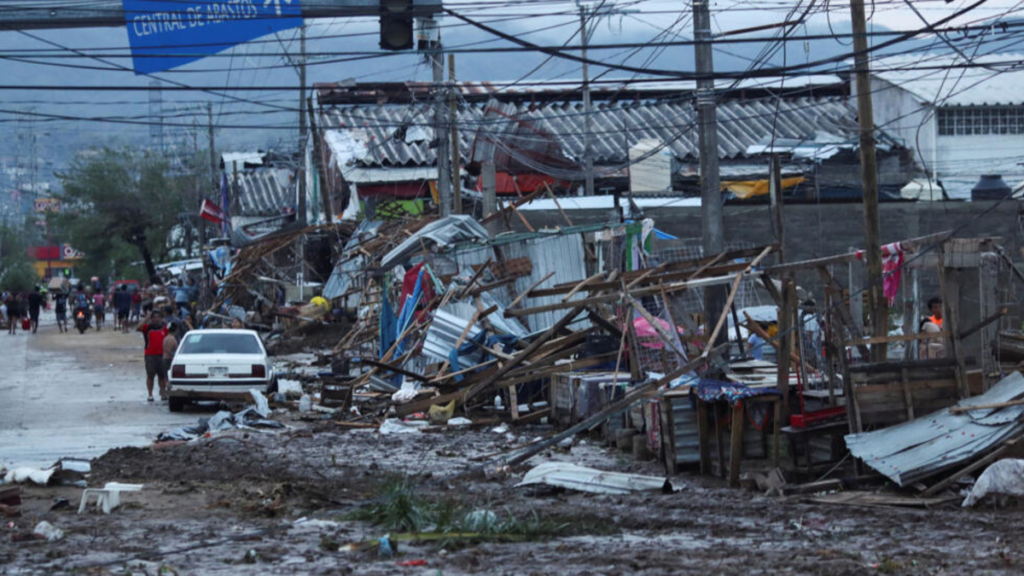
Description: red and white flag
xmin=200 ymin=199 xmax=228 ymax=225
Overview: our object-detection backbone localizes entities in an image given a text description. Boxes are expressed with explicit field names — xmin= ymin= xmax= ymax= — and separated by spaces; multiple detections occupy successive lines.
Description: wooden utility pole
xmin=297 ymin=24 xmax=308 ymax=224
xmin=432 ymin=32 xmax=451 ymax=216
xmin=850 ymin=0 xmax=887 ymax=361
xmin=694 ymin=0 xmax=727 ymax=346
xmin=448 ymin=53 xmax=460 ymax=214
xmin=769 ymin=154 xmax=785 ymax=264
xmin=306 ymin=96 xmax=333 ymax=222
xmin=579 ymin=4 xmax=594 ymax=197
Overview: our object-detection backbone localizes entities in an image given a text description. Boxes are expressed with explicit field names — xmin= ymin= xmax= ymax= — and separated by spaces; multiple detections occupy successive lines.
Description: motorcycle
xmin=74 ymin=305 xmax=92 ymax=334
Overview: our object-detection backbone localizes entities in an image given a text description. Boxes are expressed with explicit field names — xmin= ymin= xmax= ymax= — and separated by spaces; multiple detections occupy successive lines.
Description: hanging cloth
xmin=379 ymin=292 xmax=397 ymax=359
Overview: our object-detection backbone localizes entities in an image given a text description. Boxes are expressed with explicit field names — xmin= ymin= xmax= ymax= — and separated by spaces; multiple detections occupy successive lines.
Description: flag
xmin=200 ymin=199 xmax=227 ymax=225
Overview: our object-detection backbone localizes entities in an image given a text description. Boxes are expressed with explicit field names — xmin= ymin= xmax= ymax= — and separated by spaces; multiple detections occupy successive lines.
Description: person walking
xmin=114 ymin=284 xmax=132 ymax=334
xmin=27 ymin=287 xmax=43 ymax=334
xmin=5 ymin=293 xmax=19 ymax=335
xmin=130 ymin=288 xmax=142 ymax=324
xmin=137 ymin=309 xmax=169 ymax=402
xmin=54 ymin=290 xmax=68 ymax=333
xmin=92 ymin=289 xmax=106 ymax=332
xmin=162 ymin=326 xmax=178 ymax=401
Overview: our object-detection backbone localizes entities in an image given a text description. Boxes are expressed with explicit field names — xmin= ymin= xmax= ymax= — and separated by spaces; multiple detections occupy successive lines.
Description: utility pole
xmin=693 ymin=0 xmax=726 ymax=344
xmin=449 ymin=52 xmax=461 ymax=214
xmin=297 ymin=25 xmax=308 ymax=224
xmin=579 ymin=3 xmax=594 ymax=197
xmin=432 ymin=30 xmax=451 ymax=216
xmin=850 ymin=0 xmax=886 ymax=361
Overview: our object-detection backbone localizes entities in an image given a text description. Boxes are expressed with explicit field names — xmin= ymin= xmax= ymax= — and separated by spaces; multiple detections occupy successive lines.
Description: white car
xmin=167 ymin=329 xmax=275 ymax=412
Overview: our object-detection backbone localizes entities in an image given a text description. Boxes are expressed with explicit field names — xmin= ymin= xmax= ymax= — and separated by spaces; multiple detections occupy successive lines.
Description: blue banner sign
xmin=123 ymin=0 xmax=303 ymax=74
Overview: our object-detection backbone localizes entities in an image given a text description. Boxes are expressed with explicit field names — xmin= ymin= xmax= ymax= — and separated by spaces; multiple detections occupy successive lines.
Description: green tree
xmin=54 ymin=148 xmax=185 ymax=281
xmin=0 ymin=225 xmax=39 ymax=293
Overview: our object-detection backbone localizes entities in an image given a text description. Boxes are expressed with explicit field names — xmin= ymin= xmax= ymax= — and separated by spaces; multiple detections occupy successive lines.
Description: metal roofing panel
xmin=872 ymin=53 xmax=1024 ymax=107
xmin=321 ymin=95 xmax=869 ymax=171
xmin=236 ymin=168 xmax=294 ymax=216
xmin=846 ymin=372 xmax=1024 ymax=486
xmin=517 ymin=462 xmax=672 ymax=494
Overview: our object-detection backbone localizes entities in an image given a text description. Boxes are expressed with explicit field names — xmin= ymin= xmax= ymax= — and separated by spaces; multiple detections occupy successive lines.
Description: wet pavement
xmin=0 ymin=311 xmax=192 ymax=469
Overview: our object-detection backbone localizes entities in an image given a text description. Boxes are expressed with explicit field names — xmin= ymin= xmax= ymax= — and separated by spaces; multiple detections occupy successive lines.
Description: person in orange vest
xmin=927 ymin=297 xmax=943 ymax=328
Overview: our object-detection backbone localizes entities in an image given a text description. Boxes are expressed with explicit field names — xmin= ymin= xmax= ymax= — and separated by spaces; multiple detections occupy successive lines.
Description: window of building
xmin=938 ymin=106 xmax=1024 ymax=136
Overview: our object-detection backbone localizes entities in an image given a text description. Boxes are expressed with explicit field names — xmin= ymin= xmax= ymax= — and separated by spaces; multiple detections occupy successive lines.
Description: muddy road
xmin=4 ymin=414 xmax=1024 ymax=575
xmin=3 ymin=318 xmax=1024 ymax=574
xmin=0 ymin=312 xmax=191 ymax=468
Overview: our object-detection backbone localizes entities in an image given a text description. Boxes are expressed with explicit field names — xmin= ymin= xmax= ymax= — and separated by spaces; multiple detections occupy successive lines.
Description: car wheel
xmin=168 ymin=397 xmax=185 ymax=412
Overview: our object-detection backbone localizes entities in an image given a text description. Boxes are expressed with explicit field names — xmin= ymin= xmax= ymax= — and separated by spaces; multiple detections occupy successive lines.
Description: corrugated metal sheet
xmin=323 ymin=220 xmax=383 ymax=300
xmin=517 ymin=462 xmax=672 ymax=494
xmin=321 ymin=95 xmax=865 ymax=170
xmin=846 ymin=372 xmax=1024 ymax=486
xmin=449 ymin=233 xmax=589 ymax=333
xmin=381 ymin=215 xmax=489 ymax=270
xmin=872 ymin=53 xmax=1024 ymax=107
xmin=236 ymin=168 xmax=294 ymax=216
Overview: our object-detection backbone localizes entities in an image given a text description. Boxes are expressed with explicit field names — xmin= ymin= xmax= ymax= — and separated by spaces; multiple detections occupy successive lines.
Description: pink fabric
xmin=883 ymin=251 xmax=904 ymax=306
xmin=633 ymin=316 xmax=685 ymax=349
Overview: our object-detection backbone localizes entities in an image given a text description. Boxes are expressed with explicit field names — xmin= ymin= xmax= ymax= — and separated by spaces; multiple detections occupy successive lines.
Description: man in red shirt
xmin=137 ymin=310 xmax=169 ymax=402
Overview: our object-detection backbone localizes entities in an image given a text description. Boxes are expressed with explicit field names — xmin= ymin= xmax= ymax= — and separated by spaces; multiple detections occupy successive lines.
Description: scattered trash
xmin=276 ymin=379 xmax=303 ymax=398
xmin=78 ymin=482 xmax=144 ymax=515
xmin=428 ymin=400 xmax=455 ymax=425
xmin=963 ymin=459 xmax=1024 ymax=507
xmin=50 ymin=498 xmax=70 ymax=511
xmin=32 ymin=521 xmax=63 ymax=542
xmin=491 ymin=424 xmax=509 ymax=434
xmin=379 ymin=419 xmax=426 ymax=435
xmin=157 ymin=406 xmax=285 ymax=442
xmin=299 ymin=394 xmax=312 ymax=413
xmin=378 ymin=535 xmax=394 ymax=558
xmin=250 ymin=389 xmax=271 ymax=418
xmin=391 ymin=388 xmax=418 ymax=404
xmin=397 ymin=559 xmax=427 ymax=567
xmin=463 ymin=509 xmax=498 ymax=531
xmin=447 ymin=417 xmax=472 ymax=427
xmin=3 ymin=459 xmax=90 ymax=487
xmin=517 ymin=462 xmax=674 ymax=495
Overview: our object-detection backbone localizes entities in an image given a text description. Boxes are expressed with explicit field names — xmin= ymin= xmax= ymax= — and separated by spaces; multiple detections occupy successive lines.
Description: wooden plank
xmin=762 ymin=230 xmax=954 ymax=275
xmin=462 ymin=306 xmax=586 ymax=404
xmin=776 ymin=279 xmax=796 ymax=421
xmin=922 ymin=439 xmax=1019 ymax=497
xmin=729 ymin=403 xmax=745 ymax=488
xmin=503 ymin=343 xmax=730 ymax=467
xmin=849 ymin=331 xmax=951 ymax=347
xmin=940 ymin=257 xmax=970 ymax=398
xmin=507 ymin=271 xmax=555 ymax=310
xmin=704 ymin=246 xmax=774 ymax=356
xmin=950 ymin=398 xmax=1024 ymax=414
xmin=561 ymin=271 xmax=605 ymax=303
xmin=537 ymin=244 xmax=776 ymax=296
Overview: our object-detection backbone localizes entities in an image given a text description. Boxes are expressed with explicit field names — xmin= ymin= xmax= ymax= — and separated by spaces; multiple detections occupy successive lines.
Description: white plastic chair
xmin=78 ymin=483 xmax=144 ymax=514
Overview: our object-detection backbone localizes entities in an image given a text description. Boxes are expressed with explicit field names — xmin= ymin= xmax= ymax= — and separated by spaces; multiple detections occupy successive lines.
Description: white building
xmin=862 ymin=53 xmax=1024 ymax=200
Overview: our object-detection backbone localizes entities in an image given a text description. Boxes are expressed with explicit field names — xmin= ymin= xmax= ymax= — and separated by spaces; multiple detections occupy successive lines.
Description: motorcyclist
xmin=73 ymin=284 xmax=92 ymax=329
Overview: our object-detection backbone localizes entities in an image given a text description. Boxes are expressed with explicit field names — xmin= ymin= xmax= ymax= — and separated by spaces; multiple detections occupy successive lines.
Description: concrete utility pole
xmin=449 ymin=52 xmax=461 ymax=214
xmin=579 ymin=3 xmax=595 ymax=197
xmin=298 ymin=25 xmax=308 ymax=224
xmin=432 ymin=34 xmax=452 ymax=216
xmin=693 ymin=0 xmax=726 ymax=344
xmin=850 ymin=0 xmax=887 ymax=361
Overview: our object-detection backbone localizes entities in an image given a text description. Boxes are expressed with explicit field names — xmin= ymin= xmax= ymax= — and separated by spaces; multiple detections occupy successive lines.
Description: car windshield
xmin=179 ymin=333 xmax=262 ymax=355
